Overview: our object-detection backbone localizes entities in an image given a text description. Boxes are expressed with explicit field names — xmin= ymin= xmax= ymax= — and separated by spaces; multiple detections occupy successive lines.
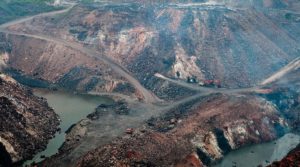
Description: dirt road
xmin=2 ymin=1 xmax=298 ymax=104
xmin=261 ymin=57 xmax=300 ymax=86
xmin=0 ymin=5 xmax=159 ymax=104
xmin=1 ymin=2 xmax=300 ymax=166
xmin=0 ymin=3 xmax=76 ymax=29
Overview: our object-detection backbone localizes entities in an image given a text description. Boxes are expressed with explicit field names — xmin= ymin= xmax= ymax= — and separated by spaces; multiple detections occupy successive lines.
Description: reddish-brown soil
xmin=268 ymin=144 xmax=300 ymax=167
xmin=0 ymin=74 xmax=59 ymax=165
xmin=76 ymin=94 xmax=286 ymax=167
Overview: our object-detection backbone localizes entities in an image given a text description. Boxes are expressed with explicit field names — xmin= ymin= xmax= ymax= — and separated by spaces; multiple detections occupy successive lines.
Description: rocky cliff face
xmin=0 ymin=0 xmax=299 ymax=166
xmin=0 ymin=74 xmax=59 ymax=166
xmin=76 ymin=94 xmax=287 ymax=167
xmin=268 ymin=144 xmax=300 ymax=167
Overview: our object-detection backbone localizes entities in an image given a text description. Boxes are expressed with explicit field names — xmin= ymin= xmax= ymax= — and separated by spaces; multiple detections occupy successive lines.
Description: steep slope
xmin=76 ymin=94 xmax=287 ymax=167
xmin=268 ymin=144 xmax=300 ymax=167
xmin=8 ymin=0 xmax=300 ymax=92
xmin=0 ymin=33 xmax=142 ymax=99
xmin=0 ymin=0 xmax=299 ymax=166
xmin=0 ymin=74 xmax=59 ymax=166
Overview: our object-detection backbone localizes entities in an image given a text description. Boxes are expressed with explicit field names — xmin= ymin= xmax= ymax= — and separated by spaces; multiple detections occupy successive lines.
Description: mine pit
xmin=0 ymin=0 xmax=300 ymax=166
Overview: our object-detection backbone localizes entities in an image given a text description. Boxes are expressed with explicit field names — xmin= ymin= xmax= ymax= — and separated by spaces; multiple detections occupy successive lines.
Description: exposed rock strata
xmin=0 ymin=0 xmax=299 ymax=166
xmin=0 ymin=74 xmax=59 ymax=166
xmin=9 ymin=0 xmax=300 ymax=90
xmin=268 ymin=144 xmax=300 ymax=167
xmin=38 ymin=97 xmax=159 ymax=167
xmin=76 ymin=94 xmax=287 ymax=166
xmin=0 ymin=33 xmax=139 ymax=98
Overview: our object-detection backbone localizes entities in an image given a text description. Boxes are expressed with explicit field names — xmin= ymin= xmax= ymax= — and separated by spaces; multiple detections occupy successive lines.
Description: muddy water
xmin=23 ymin=89 xmax=300 ymax=166
xmin=24 ymin=89 xmax=113 ymax=165
xmin=214 ymin=133 xmax=300 ymax=167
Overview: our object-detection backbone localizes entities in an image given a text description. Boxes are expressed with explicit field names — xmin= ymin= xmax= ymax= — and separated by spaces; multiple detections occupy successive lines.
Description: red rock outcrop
xmin=76 ymin=94 xmax=287 ymax=167
xmin=268 ymin=144 xmax=300 ymax=167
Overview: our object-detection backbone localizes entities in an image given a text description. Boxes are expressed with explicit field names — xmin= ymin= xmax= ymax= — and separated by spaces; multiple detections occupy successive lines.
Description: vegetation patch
xmin=0 ymin=0 xmax=62 ymax=24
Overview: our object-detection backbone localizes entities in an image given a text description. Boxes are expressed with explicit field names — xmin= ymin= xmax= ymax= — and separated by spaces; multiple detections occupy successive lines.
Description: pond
xmin=23 ymin=89 xmax=300 ymax=167
xmin=24 ymin=89 xmax=113 ymax=165
xmin=214 ymin=133 xmax=300 ymax=167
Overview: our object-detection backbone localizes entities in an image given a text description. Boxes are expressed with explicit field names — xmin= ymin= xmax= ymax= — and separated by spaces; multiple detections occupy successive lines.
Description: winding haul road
xmin=0 ymin=3 xmax=76 ymax=29
xmin=1 ymin=2 xmax=300 ymax=166
xmin=0 ymin=1 xmax=299 ymax=106
xmin=0 ymin=3 xmax=160 ymax=104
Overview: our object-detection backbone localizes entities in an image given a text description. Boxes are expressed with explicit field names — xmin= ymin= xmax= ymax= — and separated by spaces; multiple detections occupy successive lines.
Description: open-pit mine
xmin=0 ymin=0 xmax=300 ymax=167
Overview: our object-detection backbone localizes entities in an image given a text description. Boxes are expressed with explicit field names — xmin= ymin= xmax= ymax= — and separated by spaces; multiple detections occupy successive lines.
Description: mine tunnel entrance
xmin=0 ymin=142 xmax=12 ymax=167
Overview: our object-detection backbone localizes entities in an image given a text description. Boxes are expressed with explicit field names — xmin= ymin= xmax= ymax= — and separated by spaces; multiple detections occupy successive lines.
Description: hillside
xmin=0 ymin=74 xmax=59 ymax=166
xmin=76 ymin=94 xmax=287 ymax=167
xmin=0 ymin=0 xmax=299 ymax=166
xmin=5 ymin=0 xmax=300 ymax=98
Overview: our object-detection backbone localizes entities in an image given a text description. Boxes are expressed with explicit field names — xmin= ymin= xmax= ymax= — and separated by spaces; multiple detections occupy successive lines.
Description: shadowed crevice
xmin=0 ymin=142 xmax=12 ymax=167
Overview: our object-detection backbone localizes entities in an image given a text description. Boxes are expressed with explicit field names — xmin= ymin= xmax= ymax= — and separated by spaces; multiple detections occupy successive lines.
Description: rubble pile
xmin=0 ymin=74 xmax=59 ymax=166
xmin=77 ymin=94 xmax=287 ymax=166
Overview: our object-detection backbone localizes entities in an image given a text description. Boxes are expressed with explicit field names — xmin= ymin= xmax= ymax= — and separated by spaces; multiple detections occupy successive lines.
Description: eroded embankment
xmin=23 ymin=89 xmax=114 ymax=165
xmin=268 ymin=143 xmax=300 ymax=167
xmin=0 ymin=33 xmax=141 ymax=100
xmin=74 ymin=94 xmax=289 ymax=167
xmin=215 ymin=133 xmax=300 ymax=167
xmin=0 ymin=74 xmax=59 ymax=166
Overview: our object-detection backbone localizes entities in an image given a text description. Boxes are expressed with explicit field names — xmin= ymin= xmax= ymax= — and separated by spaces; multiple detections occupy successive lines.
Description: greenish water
xmin=23 ymin=89 xmax=300 ymax=166
xmin=24 ymin=89 xmax=113 ymax=166
xmin=214 ymin=133 xmax=300 ymax=167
